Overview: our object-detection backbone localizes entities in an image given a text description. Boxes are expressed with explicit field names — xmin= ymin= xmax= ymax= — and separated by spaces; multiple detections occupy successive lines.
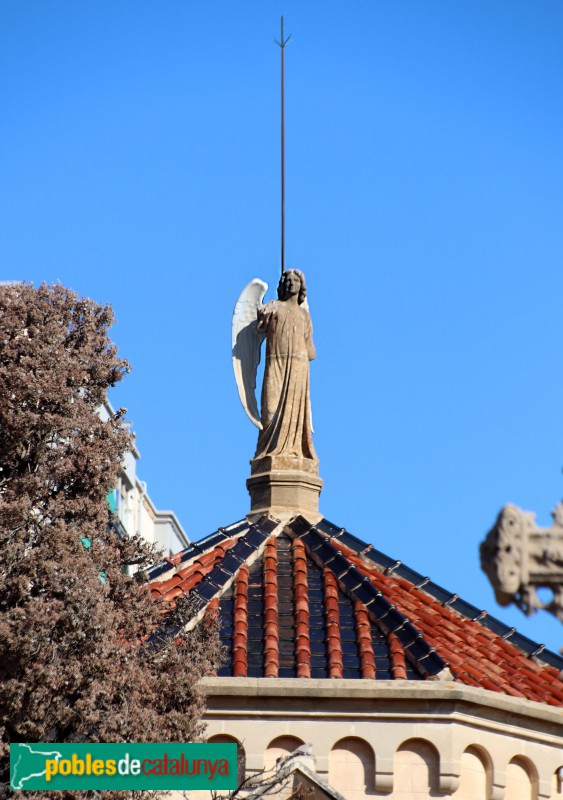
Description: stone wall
xmin=197 ymin=678 xmax=563 ymax=800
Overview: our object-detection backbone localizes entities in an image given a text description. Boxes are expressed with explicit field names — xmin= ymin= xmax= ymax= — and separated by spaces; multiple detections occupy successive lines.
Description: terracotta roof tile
xmin=263 ymin=536 xmax=279 ymax=678
xmin=292 ymin=539 xmax=311 ymax=678
xmin=388 ymin=633 xmax=407 ymax=680
xmin=148 ymin=538 xmax=238 ymax=605
xmin=233 ymin=564 xmax=249 ymax=680
xmin=354 ymin=601 xmax=376 ymax=679
xmin=324 ymin=569 xmax=343 ymax=678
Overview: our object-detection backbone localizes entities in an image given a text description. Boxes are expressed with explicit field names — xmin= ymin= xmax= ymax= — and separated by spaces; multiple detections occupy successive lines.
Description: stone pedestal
xmin=247 ymin=455 xmax=323 ymax=522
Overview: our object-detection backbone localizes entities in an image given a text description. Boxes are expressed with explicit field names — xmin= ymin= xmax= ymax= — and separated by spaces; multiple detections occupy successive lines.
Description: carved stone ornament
xmin=232 ymin=270 xmax=322 ymax=519
xmin=480 ymin=501 xmax=563 ymax=623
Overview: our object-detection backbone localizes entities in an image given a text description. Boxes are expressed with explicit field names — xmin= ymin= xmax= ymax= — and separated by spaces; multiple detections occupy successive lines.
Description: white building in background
xmin=100 ymin=400 xmax=189 ymax=556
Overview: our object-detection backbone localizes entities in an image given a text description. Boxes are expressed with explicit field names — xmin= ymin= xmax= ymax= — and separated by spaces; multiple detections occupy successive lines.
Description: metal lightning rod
xmin=275 ymin=16 xmax=291 ymax=276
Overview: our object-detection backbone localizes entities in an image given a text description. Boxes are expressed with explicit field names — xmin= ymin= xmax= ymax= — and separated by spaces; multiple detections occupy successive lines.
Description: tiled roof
xmin=147 ymin=515 xmax=563 ymax=707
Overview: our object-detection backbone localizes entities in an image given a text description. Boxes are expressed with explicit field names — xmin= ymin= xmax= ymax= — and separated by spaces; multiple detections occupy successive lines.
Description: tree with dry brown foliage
xmin=0 ymin=283 xmax=221 ymax=800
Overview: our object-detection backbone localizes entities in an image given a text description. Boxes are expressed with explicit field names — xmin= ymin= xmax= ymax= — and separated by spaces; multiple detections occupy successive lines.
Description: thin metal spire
xmin=275 ymin=16 xmax=291 ymax=276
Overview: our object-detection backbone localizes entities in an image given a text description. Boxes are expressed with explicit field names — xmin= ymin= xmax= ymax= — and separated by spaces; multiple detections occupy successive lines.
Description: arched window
xmin=264 ymin=735 xmax=305 ymax=772
xmin=394 ymin=738 xmax=440 ymax=795
xmin=208 ymin=734 xmax=246 ymax=787
xmin=329 ymin=737 xmax=376 ymax=799
xmin=453 ymin=746 xmax=492 ymax=800
xmin=505 ymin=756 xmax=538 ymax=800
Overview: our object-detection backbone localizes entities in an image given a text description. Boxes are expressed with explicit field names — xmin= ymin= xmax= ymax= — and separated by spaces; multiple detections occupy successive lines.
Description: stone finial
xmin=480 ymin=501 xmax=563 ymax=624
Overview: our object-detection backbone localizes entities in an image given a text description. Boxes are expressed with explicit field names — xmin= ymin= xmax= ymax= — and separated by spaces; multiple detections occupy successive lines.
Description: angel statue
xmin=232 ymin=269 xmax=318 ymax=466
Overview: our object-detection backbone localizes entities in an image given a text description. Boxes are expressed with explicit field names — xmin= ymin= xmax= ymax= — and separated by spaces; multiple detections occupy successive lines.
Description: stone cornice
xmin=202 ymin=677 xmax=563 ymax=733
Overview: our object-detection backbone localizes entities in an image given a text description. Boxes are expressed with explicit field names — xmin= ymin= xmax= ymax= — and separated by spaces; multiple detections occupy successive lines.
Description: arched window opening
xmin=394 ymin=738 xmax=440 ymax=796
xmin=264 ymin=735 xmax=305 ymax=772
xmin=505 ymin=756 xmax=538 ymax=800
xmin=329 ymin=737 xmax=376 ymax=799
xmin=453 ymin=746 xmax=492 ymax=800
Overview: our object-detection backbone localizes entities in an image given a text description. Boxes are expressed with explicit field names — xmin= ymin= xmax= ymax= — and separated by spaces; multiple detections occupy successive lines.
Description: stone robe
xmin=255 ymin=299 xmax=317 ymax=461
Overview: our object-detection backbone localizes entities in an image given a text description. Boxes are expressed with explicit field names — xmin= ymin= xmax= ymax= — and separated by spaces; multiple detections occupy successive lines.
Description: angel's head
xmin=278 ymin=269 xmax=307 ymax=305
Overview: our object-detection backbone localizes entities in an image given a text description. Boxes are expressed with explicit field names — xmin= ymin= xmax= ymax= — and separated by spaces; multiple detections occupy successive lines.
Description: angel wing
xmin=232 ymin=278 xmax=268 ymax=428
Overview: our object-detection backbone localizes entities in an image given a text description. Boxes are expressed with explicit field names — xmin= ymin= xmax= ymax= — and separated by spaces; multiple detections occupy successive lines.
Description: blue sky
xmin=2 ymin=1 xmax=563 ymax=653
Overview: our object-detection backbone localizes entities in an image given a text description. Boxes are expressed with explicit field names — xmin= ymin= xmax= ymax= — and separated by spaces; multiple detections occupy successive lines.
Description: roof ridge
xmin=147 ymin=518 xmax=250 ymax=581
xmin=182 ymin=516 xmax=282 ymax=629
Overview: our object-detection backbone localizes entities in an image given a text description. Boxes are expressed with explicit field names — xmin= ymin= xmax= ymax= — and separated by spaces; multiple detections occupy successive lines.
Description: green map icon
xmin=11 ymin=744 xmax=63 ymax=790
